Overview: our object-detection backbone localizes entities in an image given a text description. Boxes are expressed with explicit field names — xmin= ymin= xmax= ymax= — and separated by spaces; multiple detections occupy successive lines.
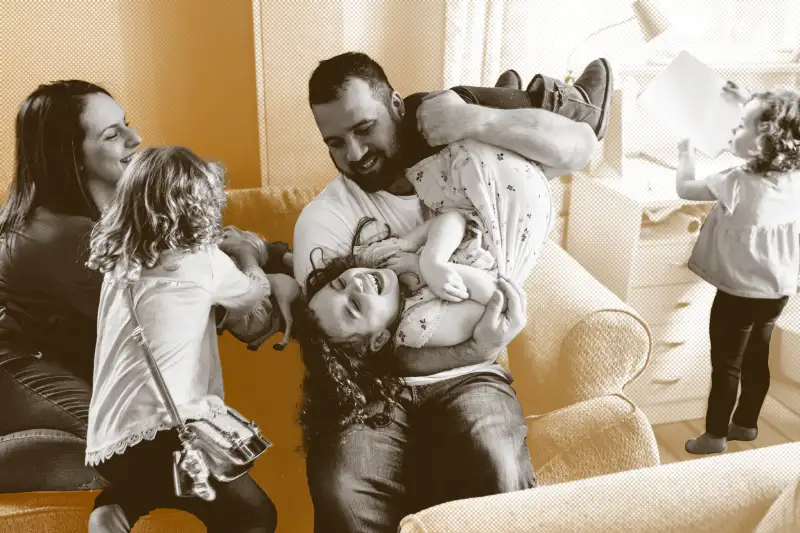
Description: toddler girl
xmin=294 ymin=137 xmax=552 ymax=446
xmin=676 ymin=84 xmax=800 ymax=455
xmin=84 ymin=146 xmax=277 ymax=532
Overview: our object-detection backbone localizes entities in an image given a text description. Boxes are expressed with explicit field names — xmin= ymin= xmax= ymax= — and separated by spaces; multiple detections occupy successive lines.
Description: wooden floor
xmin=653 ymin=379 xmax=800 ymax=464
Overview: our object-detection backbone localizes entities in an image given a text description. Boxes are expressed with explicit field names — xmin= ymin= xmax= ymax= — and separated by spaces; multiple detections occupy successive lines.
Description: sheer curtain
xmin=251 ymin=0 xmax=447 ymax=189
xmin=443 ymin=0 xmax=800 ymax=89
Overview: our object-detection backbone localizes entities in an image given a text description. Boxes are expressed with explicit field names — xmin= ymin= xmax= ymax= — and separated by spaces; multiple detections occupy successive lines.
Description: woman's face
xmin=80 ymin=92 xmax=142 ymax=187
xmin=309 ymin=267 xmax=401 ymax=349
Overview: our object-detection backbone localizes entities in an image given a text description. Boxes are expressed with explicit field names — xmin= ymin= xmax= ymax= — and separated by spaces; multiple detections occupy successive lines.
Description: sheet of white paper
xmin=637 ymin=51 xmax=744 ymax=158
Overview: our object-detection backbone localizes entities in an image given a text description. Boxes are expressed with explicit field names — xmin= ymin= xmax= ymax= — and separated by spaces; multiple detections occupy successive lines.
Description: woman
xmin=0 ymin=81 xmax=281 ymax=525
xmin=0 ymin=80 xmax=142 ymax=493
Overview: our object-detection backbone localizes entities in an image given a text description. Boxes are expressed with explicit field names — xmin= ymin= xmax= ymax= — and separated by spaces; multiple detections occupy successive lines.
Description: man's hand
xmin=472 ymin=277 xmax=527 ymax=357
xmin=417 ymin=89 xmax=479 ymax=147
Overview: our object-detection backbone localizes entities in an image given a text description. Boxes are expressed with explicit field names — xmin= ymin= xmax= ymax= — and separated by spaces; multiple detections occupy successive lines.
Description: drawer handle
xmin=652 ymin=377 xmax=681 ymax=385
xmin=658 ymin=340 xmax=686 ymax=348
xmin=675 ymin=301 xmax=691 ymax=308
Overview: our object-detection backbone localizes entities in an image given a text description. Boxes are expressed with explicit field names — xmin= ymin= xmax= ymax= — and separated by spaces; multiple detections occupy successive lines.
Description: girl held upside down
xmin=293 ymin=138 xmax=553 ymax=447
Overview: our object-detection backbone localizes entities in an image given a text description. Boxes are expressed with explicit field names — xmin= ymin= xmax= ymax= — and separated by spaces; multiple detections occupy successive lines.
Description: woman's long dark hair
xmin=0 ymin=80 xmax=110 ymax=238
xmin=294 ymin=217 xmax=409 ymax=451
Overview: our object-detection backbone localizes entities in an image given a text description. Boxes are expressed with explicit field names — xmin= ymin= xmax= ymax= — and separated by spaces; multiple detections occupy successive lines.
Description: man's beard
xmin=338 ymin=151 xmax=403 ymax=193
xmin=336 ymin=115 xmax=405 ymax=194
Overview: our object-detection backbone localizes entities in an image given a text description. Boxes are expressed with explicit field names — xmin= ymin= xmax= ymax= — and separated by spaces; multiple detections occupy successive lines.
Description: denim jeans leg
xmin=0 ymin=353 xmax=103 ymax=492
xmin=0 ymin=354 xmax=90 ymax=437
xmin=420 ymin=372 xmax=536 ymax=506
xmin=305 ymin=398 xmax=413 ymax=533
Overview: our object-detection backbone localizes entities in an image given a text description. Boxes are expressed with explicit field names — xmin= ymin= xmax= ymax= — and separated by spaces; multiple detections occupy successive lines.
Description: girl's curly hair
xmin=744 ymin=89 xmax=800 ymax=174
xmin=86 ymin=146 xmax=227 ymax=279
xmin=293 ymin=217 xmax=413 ymax=451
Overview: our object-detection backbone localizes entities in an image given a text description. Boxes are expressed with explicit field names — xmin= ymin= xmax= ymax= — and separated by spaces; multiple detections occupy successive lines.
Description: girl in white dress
xmin=294 ymin=138 xmax=552 ymax=442
xmin=676 ymin=83 xmax=800 ymax=455
xmin=84 ymin=146 xmax=277 ymax=532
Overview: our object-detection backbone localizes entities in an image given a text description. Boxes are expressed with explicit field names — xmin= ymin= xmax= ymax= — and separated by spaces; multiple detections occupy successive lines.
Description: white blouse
xmin=85 ymin=245 xmax=271 ymax=466
xmin=688 ymin=166 xmax=800 ymax=299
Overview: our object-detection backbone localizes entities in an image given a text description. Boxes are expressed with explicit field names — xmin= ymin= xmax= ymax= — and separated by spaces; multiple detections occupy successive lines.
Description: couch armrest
xmin=525 ymin=394 xmax=658 ymax=486
xmin=507 ymin=240 xmax=651 ymax=415
xmin=399 ymin=443 xmax=800 ymax=533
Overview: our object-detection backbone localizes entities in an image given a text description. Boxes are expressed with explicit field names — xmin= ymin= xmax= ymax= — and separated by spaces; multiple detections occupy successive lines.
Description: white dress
xmin=85 ymin=246 xmax=271 ymax=466
xmin=396 ymin=139 xmax=553 ymax=348
xmin=688 ymin=166 xmax=800 ymax=299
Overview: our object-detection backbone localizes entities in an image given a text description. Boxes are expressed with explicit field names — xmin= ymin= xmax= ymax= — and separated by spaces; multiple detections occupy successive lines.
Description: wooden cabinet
xmin=567 ymin=171 xmax=715 ymax=424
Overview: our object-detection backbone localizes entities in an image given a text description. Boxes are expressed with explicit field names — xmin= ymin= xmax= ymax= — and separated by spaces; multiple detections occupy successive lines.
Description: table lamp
xmin=564 ymin=0 xmax=671 ymax=83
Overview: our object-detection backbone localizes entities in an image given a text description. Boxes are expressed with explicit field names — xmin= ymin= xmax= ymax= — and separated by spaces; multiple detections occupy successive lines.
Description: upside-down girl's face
xmin=309 ymin=267 xmax=401 ymax=351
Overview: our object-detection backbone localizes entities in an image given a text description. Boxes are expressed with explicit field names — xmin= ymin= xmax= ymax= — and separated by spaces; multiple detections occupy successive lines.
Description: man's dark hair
xmin=308 ymin=52 xmax=394 ymax=108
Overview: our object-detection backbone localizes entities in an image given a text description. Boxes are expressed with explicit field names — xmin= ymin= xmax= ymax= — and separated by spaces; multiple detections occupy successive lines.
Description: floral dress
xmin=396 ymin=138 xmax=552 ymax=348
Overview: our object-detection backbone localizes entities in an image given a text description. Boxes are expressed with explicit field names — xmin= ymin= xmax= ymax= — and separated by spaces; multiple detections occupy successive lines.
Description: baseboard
xmin=640 ymin=398 xmax=708 ymax=426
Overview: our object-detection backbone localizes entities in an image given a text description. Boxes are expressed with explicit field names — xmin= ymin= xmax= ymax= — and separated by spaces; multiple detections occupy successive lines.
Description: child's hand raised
xmin=722 ymin=80 xmax=751 ymax=106
xmin=678 ymin=138 xmax=694 ymax=154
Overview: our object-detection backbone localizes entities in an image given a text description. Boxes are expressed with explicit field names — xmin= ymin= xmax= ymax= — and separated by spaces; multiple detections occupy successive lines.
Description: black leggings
xmin=93 ymin=429 xmax=277 ymax=533
xmin=705 ymin=289 xmax=789 ymax=437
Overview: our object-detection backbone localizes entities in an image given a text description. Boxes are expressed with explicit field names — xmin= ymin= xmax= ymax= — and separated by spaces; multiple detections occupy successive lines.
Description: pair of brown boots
xmin=495 ymin=58 xmax=614 ymax=141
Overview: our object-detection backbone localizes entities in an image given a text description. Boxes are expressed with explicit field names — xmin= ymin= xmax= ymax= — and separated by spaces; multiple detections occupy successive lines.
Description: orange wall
xmin=0 ymin=0 xmax=262 ymax=191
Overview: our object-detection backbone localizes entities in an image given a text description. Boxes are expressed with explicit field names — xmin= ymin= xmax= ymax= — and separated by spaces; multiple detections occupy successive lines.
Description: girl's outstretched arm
xmin=419 ymin=211 xmax=470 ymax=301
xmin=676 ymin=139 xmax=716 ymax=201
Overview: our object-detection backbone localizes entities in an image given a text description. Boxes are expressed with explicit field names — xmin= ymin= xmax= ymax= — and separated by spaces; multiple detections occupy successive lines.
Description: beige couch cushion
xmin=754 ymin=474 xmax=800 ymax=533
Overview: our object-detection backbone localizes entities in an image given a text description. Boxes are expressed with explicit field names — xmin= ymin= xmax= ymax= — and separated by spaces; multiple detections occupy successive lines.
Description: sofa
xmin=0 ymin=186 xmax=658 ymax=532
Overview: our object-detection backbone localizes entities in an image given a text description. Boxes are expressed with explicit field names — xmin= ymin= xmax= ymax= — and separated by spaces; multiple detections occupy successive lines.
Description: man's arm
xmin=470 ymin=107 xmax=597 ymax=173
xmin=417 ymin=90 xmax=597 ymax=175
xmin=394 ymin=277 xmax=527 ymax=376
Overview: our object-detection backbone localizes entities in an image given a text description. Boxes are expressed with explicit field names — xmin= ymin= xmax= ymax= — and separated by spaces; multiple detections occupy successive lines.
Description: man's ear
xmin=391 ymin=91 xmax=405 ymax=119
xmin=369 ymin=329 xmax=391 ymax=352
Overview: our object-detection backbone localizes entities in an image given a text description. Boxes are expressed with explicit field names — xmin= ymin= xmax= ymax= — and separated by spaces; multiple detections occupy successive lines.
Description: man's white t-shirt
xmin=293 ymin=174 xmax=505 ymax=385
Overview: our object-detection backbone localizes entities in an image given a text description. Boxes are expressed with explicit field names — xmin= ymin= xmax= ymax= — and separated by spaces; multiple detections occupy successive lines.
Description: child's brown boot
xmin=527 ymin=58 xmax=614 ymax=140
xmin=494 ymin=69 xmax=522 ymax=90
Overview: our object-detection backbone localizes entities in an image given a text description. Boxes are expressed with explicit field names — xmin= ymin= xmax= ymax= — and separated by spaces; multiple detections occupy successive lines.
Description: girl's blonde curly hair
xmin=86 ymin=146 xmax=227 ymax=280
xmin=745 ymin=88 xmax=800 ymax=174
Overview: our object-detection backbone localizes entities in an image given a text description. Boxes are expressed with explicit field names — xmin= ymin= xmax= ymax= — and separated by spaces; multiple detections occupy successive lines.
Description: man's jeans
xmin=0 ymin=354 xmax=105 ymax=492
xmin=306 ymin=371 xmax=536 ymax=533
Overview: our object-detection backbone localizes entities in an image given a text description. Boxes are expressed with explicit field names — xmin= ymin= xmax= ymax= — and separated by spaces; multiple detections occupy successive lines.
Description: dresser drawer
xmin=631 ymin=241 xmax=697 ymax=288
xmin=626 ymin=340 xmax=711 ymax=405
xmin=629 ymin=283 xmax=715 ymax=326
xmin=648 ymin=328 xmax=710 ymax=380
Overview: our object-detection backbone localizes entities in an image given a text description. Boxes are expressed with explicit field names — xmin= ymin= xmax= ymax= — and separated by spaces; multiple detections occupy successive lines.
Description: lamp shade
xmin=632 ymin=0 xmax=670 ymax=42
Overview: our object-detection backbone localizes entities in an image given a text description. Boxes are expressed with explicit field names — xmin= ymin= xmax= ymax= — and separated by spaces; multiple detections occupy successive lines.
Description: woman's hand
xmin=265 ymin=273 xmax=300 ymax=351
